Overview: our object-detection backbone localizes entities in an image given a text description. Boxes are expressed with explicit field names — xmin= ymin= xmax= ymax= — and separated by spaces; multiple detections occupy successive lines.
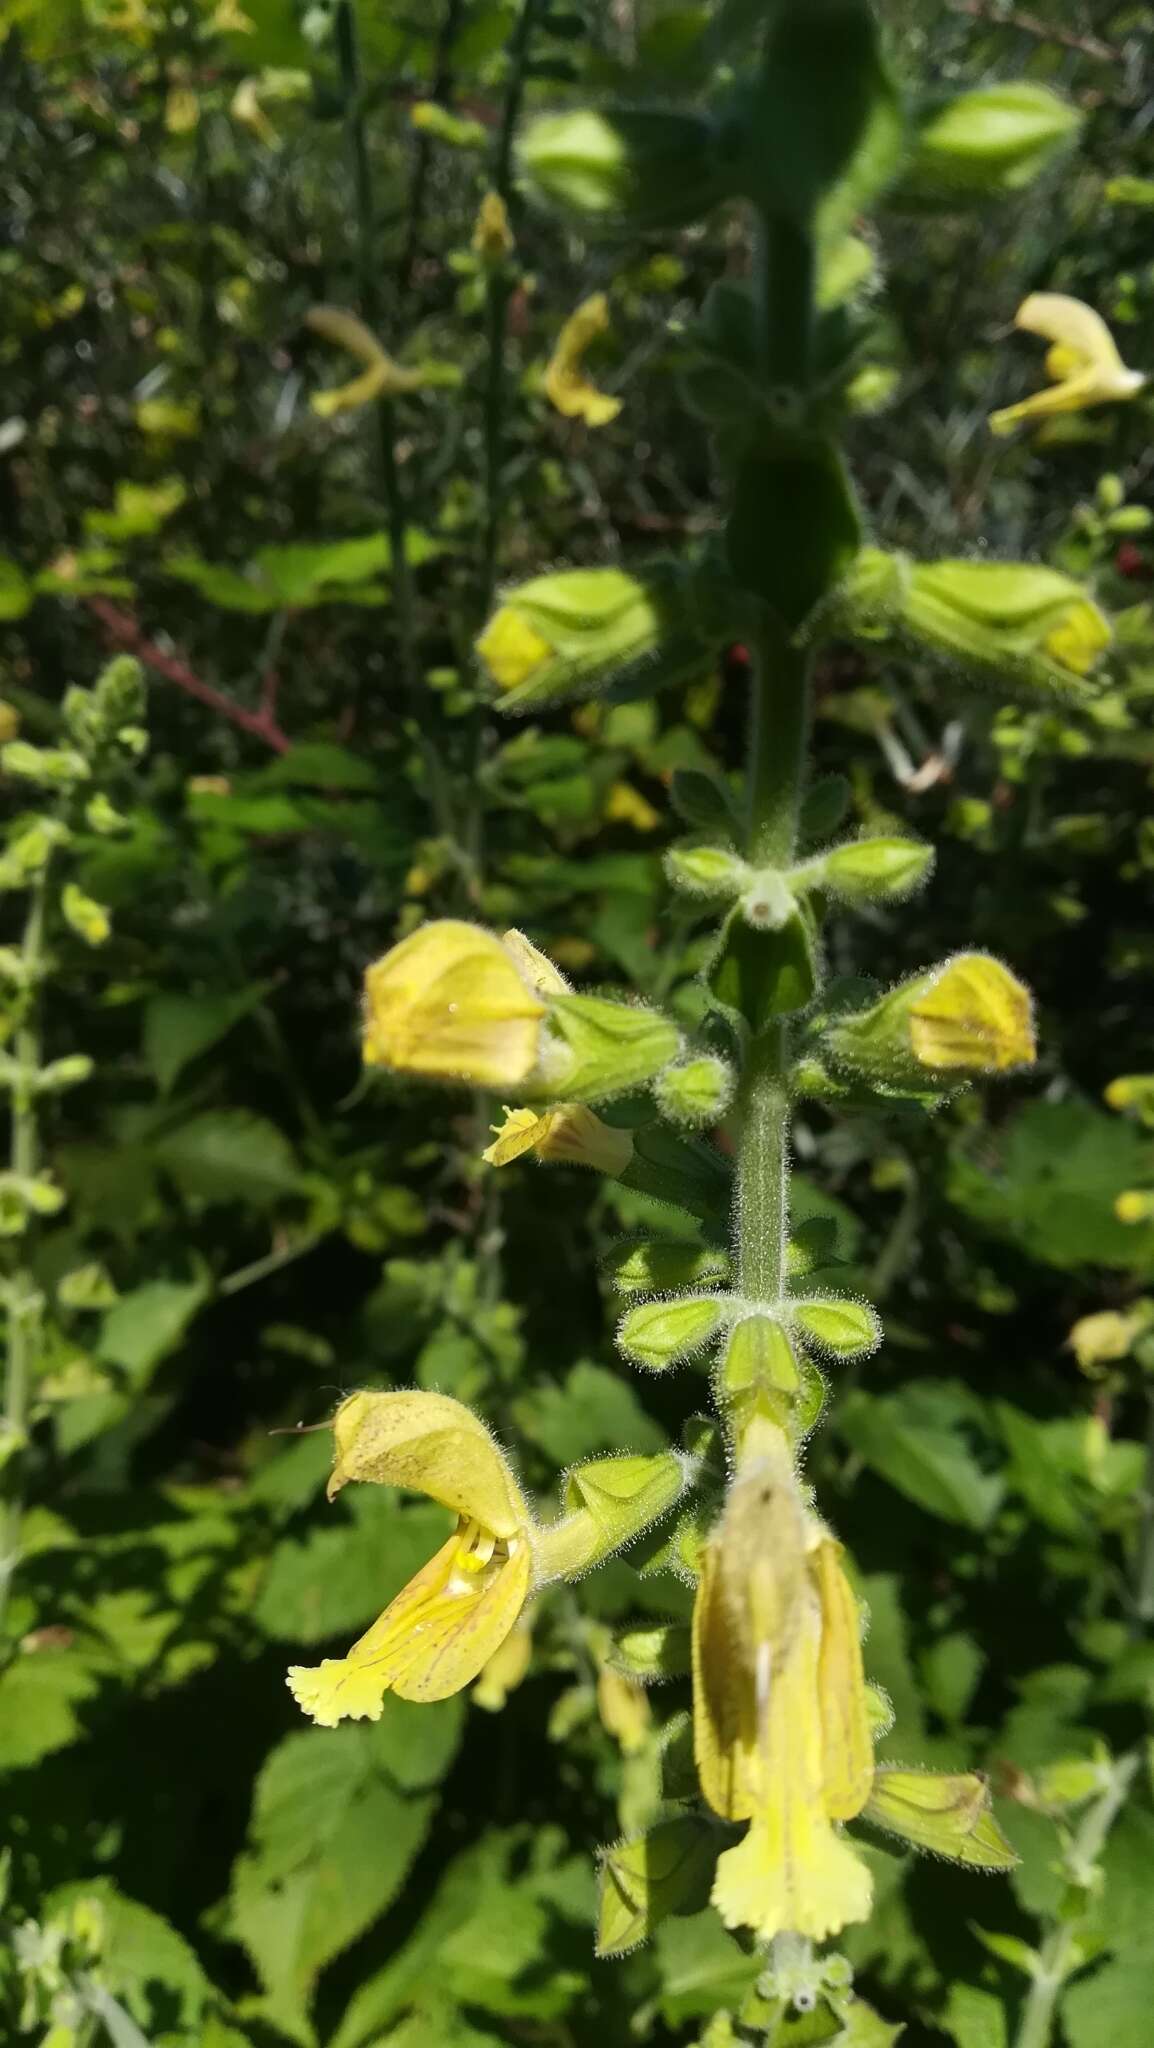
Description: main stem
xmin=736 ymin=617 xmax=811 ymax=1307
xmin=0 ymin=867 xmax=49 ymax=1638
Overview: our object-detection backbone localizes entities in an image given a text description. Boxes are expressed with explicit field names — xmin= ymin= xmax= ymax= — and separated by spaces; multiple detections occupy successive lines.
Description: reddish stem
xmin=86 ymin=598 xmax=291 ymax=753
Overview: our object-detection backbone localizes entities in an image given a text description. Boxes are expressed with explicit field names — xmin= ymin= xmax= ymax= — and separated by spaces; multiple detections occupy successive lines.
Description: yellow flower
xmin=306 ymin=305 xmax=425 ymax=417
xmin=1116 ymin=1190 xmax=1154 ymax=1224
xmin=473 ymin=1611 xmax=533 ymax=1711
xmin=990 ymin=293 xmax=1145 ymax=435
xmin=288 ymin=1391 xmax=533 ymax=1723
xmin=605 ymin=780 xmax=660 ymax=832
xmin=483 ymin=1102 xmax=633 ymax=1174
xmin=692 ymin=1423 xmax=874 ymax=1943
xmin=1067 ymin=1307 xmax=1148 ymax=1373
xmin=362 ymin=920 xmax=548 ymax=1089
xmin=545 ymin=293 xmax=622 ymax=427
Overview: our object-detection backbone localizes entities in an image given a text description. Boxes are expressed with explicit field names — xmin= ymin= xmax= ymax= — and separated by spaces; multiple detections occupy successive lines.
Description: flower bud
xmin=617 ymin=1293 xmax=727 ymax=1372
xmin=720 ymin=1312 xmax=800 ymax=1400
xmin=900 ymin=84 xmax=1081 ymax=206
xmin=61 ymin=884 xmax=111 ymax=947
xmin=608 ymin=1622 xmax=691 ymax=1683
xmin=800 ymin=837 xmax=934 ymax=905
xmin=34 ymin=1056 xmax=94 ymax=1095
xmin=837 ymin=548 xmax=1111 ymax=700
xmin=709 ymin=903 xmax=818 ymax=1028
xmin=825 ymin=953 xmax=1036 ymax=1086
xmin=864 ymin=1768 xmax=1016 ymax=1869
xmin=471 ymin=190 xmax=515 ymax=265
xmin=1105 ymin=1074 xmax=1154 ymax=1126
xmin=535 ymin=1449 xmax=688 ymax=1579
xmin=475 ymin=561 xmax=728 ymax=714
xmin=653 ymin=1054 xmax=735 ymax=1128
xmin=542 ymin=993 xmax=680 ymax=1103
xmin=604 ymin=1237 xmax=730 ymax=1297
xmin=517 ymin=107 xmax=734 ymax=232
xmin=664 ymin=844 xmax=749 ymax=899
xmin=597 ymin=1818 xmax=716 ymax=1958
xmin=791 ymin=1294 xmax=882 ymax=1361
xmin=2 ymin=742 xmax=90 ymax=787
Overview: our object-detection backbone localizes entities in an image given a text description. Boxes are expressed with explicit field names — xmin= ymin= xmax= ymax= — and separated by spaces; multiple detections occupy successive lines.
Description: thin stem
xmin=397 ymin=0 xmax=467 ymax=296
xmin=1012 ymin=1754 xmax=1140 ymax=2048
xmin=0 ymin=867 xmax=50 ymax=1638
xmin=335 ymin=0 xmax=457 ymax=845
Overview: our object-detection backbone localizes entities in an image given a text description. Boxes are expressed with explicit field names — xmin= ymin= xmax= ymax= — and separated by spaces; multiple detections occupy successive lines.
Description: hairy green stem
xmin=736 ymin=626 xmax=812 ymax=1307
xmin=0 ymin=867 xmax=49 ymax=1638
xmin=1012 ymin=1753 xmax=1140 ymax=2048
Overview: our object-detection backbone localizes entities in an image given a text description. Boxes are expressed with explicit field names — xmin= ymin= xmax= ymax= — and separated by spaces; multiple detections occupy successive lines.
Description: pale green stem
xmin=1013 ymin=1753 xmax=1140 ymax=2048
xmin=1 ymin=867 xmax=50 ymax=1638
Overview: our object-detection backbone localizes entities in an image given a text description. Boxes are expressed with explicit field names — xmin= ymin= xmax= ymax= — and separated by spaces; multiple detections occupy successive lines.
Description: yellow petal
xmin=544 ymin=293 xmax=623 ymax=427
xmin=327 ymin=1388 xmax=527 ymax=1537
xmin=482 ymin=1106 xmax=551 ymax=1166
xmin=605 ymin=780 xmax=661 ymax=831
xmin=1015 ymin=291 xmax=1130 ymax=375
xmin=288 ymin=1526 xmax=531 ymax=1719
xmin=813 ymin=1538 xmax=873 ymax=1821
xmin=711 ymin=1602 xmax=873 ymax=1943
xmin=692 ymin=1540 xmax=758 ymax=1821
xmin=363 ymin=919 xmax=546 ymax=1088
xmin=473 ymin=1610 xmax=533 ymax=1710
xmin=475 ymin=608 xmax=554 ymax=691
xmin=909 ymin=953 xmax=1035 ymax=1071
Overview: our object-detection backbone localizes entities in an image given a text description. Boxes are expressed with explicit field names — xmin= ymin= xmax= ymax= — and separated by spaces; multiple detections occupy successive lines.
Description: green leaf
xmin=151 ymin=1110 xmax=302 ymax=1206
xmin=514 ymin=1359 xmax=666 ymax=1464
xmin=947 ymin=1100 xmax=1154 ymax=1273
xmin=84 ymin=476 xmax=187 ymax=541
xmin=254 ymin=1493 xmax=450 ymax=1644
xmin=47 ymin=1879 xmax=213 ymax=2035
xmin=653 ymin=1908 xmax=760 ymax=2025
xmin=839 ymin=1385 xmax=1004 ymax=1530
xmin=229 ymin=1701 xmax=463 ymax=2021
xmin=143 ymin=987 xmax=269 ymax=1094
xmin=0 ymin=1645 xmax=102 ymax=1768
xmin=942 ymin=1983 xmax=1008 ymax=2048
xmin=0 ymin=555 xmax=33 ymax=620
xmin=98 ymin=1275 xmax=210 ymax=1385
xmin=1063 ymin=1958 xmax=1154 ymax=2048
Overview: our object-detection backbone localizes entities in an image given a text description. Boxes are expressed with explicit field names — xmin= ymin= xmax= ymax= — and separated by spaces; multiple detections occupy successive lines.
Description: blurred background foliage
xmin=2 ymin=1 xmax=1154 ymax=2045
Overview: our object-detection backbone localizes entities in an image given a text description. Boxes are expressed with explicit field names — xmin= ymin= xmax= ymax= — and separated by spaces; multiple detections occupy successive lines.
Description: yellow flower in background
xmin=908 ymin=953 xmax=1035 ymax=1072
xmin=545 ymin=293 xmax=622 ymax=426
xmin=1116 ymin=1190 xmax=1154 ymax=1224
xmin=306 ymin=305 xmax=425 ymax=417
xmin=1066 ymin=1307 xmax=1148 ymax=1374
xmin=288 ymin=1392 xmax=533 ymax=1723
xmin=363 ymin=920 xmax=548 ymax=1089
xmin=472 ymin=190 xmax=515 ymax=265
xmin=605 ymin=780 xmax=660 ymax=832
xmin=692 ymin=1422 xmax=874 ymax=1944
xmin=483 ymin=1102 xmax=633 ymax=1174
xmin=990 ymin=292 xmax=1145 ymax=435
xmin=473 ymin=1611 xmax=533 ymax=1711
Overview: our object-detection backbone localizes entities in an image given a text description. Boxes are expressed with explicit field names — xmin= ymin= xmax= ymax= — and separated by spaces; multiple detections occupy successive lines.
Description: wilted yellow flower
xmin=907 ymin=954 xmax=1035 ymax=1072
xmin=363 ymin=920 xmax=548 ymax=1089
xmin=827 ymin=952 xmax=1036 ymax=1089
xmin=990 ymin=293 xmax=1145 ymax=435
xmin=483 ymin=1102 xmax=633 ymax=1174
xmin=288 ymin=1391 xmax=532 ymax=1723
xmin=306 ymin=305 xmax=425 ymax=417
xmin=545 ymin=293 xmax=622 ymax=427
xmin=692 ymin=1424 xmax=874 ymax=1943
